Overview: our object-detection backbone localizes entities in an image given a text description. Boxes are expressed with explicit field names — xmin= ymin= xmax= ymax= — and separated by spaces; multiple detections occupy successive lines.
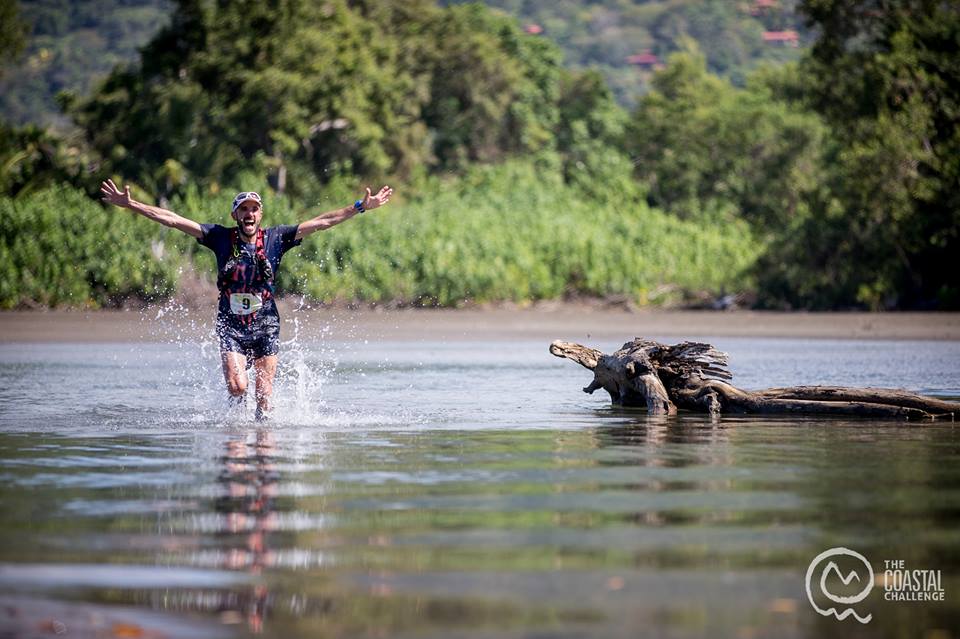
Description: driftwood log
xmin=550 ymin=338 xmax=960 ymax=420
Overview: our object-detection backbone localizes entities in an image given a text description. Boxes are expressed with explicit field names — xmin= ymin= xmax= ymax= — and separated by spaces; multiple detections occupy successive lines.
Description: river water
xmin=1 ymin=320 xmax=959 ymax=638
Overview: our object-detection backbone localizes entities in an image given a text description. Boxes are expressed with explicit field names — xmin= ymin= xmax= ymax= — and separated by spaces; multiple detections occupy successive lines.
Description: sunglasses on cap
xmin=232 ymin=191 xmax=262 ymax=213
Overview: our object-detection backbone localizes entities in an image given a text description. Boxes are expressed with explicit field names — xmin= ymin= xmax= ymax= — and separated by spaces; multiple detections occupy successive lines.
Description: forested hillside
xmin=444 ymin=0 xmax=809 ymax=104
xmin=0 ymin=0 xmax=171 ymax=128
xmin=1 ymin=0 xmax=807 ymax=127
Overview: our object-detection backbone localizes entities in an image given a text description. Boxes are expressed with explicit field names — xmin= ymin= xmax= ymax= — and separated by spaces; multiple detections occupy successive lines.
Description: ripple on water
xmin=1 ymin=334 xmax=960 ymax=638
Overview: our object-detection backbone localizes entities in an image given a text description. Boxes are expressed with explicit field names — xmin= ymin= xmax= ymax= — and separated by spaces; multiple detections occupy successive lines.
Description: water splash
xmin=140 ymin=300 xmax=410 ymax=430
xmin=269 ymin=313 xmax=335 ymax=424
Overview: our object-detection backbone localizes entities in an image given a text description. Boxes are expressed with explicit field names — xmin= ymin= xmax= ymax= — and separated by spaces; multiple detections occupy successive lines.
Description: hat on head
xmin=232 ymin=191 xmax=262 ymax=213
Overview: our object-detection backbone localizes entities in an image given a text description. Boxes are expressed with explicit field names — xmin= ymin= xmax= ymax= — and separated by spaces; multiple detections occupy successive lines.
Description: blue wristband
xmin=354 ymin=200 xmax=365 ymax=214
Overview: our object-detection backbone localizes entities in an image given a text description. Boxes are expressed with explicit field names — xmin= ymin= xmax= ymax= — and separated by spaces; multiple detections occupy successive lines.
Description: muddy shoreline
xmin=2 ymin=303 xmax=959 ymax=343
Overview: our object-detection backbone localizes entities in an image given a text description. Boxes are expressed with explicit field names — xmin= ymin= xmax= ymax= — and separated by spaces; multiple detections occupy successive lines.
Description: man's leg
xmin=221 ymin=350 xmax=249 ymax=401
xmin=253 ymin=355 xmax=278 ymax=420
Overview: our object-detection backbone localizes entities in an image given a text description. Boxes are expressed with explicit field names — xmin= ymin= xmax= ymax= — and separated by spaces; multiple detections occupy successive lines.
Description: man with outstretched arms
xmin=100 ymin=179 xmax=393 ymax=419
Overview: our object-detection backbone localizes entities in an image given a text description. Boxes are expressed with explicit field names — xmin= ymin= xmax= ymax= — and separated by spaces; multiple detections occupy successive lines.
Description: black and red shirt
xmin=198 ymin=224 xmax=301 ymax=324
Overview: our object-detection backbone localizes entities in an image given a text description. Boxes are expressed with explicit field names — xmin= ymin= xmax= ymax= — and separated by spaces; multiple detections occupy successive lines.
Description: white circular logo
xmin=805 ymin=547 xmax=874 ymax=623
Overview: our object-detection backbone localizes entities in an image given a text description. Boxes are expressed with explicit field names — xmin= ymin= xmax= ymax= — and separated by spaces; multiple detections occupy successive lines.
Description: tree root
xmin=551 ymin=338 xmax=959 ymax=420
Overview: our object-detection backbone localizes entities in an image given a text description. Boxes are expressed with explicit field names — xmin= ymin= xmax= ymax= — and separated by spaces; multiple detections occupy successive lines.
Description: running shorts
xmin=216 ymin=314 xmax=280 ymax=359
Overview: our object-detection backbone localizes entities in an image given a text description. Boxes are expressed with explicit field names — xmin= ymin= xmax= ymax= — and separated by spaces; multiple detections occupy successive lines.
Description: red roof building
xmin=762 ymin=30 xmax=799 ymax=46
xmin=524 ymin=24 xmax=543 ymax=35
xmin=626 ymin=50 xmax=660 ymax=67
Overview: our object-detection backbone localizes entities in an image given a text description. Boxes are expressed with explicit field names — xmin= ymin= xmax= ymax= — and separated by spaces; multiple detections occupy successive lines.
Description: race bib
xmin=229 ymin=293 xmax=263 ymax=315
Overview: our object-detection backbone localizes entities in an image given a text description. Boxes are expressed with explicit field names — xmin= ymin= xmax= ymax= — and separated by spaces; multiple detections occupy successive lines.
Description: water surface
xmin=1 ymin=330 xmax=959 ymax=638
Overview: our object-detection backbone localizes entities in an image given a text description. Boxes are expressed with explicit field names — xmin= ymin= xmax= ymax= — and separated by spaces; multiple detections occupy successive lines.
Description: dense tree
xmin=625 ymin=48 xmax=826 ymax=229
xmin=2 ymin=0 xmax=812 ymax=128
xmin=765 ymin=0 xmax=960 ymax=309
xmin=0 ymin=0 xmax=29 ymax=69
xmin=554 ymin=68 xmax=635 ymax=202
xmin=0 ymin=122 xmax=93 ymax=196
xmin=69 ymin=0 xmax=564 ymax=198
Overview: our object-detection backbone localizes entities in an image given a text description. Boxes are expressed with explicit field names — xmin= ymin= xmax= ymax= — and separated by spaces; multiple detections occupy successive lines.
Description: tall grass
xmin=3 ymin=161 xmax=759 ymax=309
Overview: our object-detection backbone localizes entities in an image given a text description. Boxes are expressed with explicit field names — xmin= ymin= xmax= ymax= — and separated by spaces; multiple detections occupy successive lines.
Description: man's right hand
xmin=100 ymin=179 xmax=133 ymax=208
xmin=97 ymin=179 xmax=203 ymax=238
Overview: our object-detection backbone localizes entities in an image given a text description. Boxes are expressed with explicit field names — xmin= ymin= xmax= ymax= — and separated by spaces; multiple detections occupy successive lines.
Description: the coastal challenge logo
xmin=883 ymin=559 xmax=945 ymax=603
xmin=805 ymin=547 xmax=945 ymax=624
xmin=806 ymin=548 xmax=875 ymax=623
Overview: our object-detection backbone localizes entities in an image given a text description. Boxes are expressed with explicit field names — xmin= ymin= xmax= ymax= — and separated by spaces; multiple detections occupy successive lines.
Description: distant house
xmin=750 ymin=0 xmax=778 ymax=15
xmin=524 ymin=24 xmax=543 ymax=35
xmin=762 ymin=30 xmax=799 ymax=46
xmin=626 ymin=50 xmax=660 ymax=68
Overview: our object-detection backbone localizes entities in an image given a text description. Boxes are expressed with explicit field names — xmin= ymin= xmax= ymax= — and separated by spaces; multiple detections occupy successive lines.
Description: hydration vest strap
xmin=217 ymin=228 xmax=274 ymax=300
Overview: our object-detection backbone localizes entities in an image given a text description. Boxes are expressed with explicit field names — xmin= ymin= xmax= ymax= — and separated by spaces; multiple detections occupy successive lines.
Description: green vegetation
xmin=0 ymin=184 xmax=177 ymax=308
xmin=445 ymin=0 xmax=809 ymax=105
xmin=275 ymin=161 xmax=758 ymax=306
xmin=0 ymin=0 xmax=171 ymax=128
xmin=626 ymin=50 xmax=825 ymax=229
xmin=0 ymin=121 xmax=95 ymax=197
xmin=1 ymin=0 xmax=958 ymax=310
xmin=0 ymin=0 xmax=29 ymax=67
xmin=71 ymin=0 xmax=566 ymax=197
xmin=1 ymin=0 xmax=805 ymax=129
xmin=763 ymin=0 xmax=960 ymax=309
xmin=1 ymin=160 xmax=757 ymax=309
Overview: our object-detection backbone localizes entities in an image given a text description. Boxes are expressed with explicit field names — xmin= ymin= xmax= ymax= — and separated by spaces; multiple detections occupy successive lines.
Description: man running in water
xmin=100 ymin=179 xmax=393 ymax=419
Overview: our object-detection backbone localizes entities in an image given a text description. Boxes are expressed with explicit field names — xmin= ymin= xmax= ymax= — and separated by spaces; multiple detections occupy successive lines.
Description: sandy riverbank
xmin=2 ymin=303 xmax=959 ymax=343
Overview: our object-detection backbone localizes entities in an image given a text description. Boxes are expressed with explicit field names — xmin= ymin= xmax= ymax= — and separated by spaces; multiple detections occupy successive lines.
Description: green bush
xmin=1 ymin=184 xmax=179 ymax=308
xmin=3 ymin=160 xmax=759 ymax=309
xmin=266 ymin=159 xmax=758 ymax=306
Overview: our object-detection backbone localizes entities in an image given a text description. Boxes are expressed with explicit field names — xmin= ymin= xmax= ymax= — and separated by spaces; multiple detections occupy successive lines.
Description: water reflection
xmin=595 ymin=415 xmax=729 ymax=447
xmin=214 ymin=430 xmax=278 ymax=633
xmin=1 ymin=419 xmax=959 ymax=638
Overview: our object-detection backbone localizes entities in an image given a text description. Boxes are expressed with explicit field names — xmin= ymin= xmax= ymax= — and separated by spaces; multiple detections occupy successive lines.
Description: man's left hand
xmin=362 ymin=185 xmax=394 ymax=211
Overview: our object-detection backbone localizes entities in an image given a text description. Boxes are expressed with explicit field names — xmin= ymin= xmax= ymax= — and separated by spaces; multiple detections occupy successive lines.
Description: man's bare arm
xmin=295 ymin=185 xmax=393 ymax=241
xmin=100 ymin=179 xmax=203 ymax=239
